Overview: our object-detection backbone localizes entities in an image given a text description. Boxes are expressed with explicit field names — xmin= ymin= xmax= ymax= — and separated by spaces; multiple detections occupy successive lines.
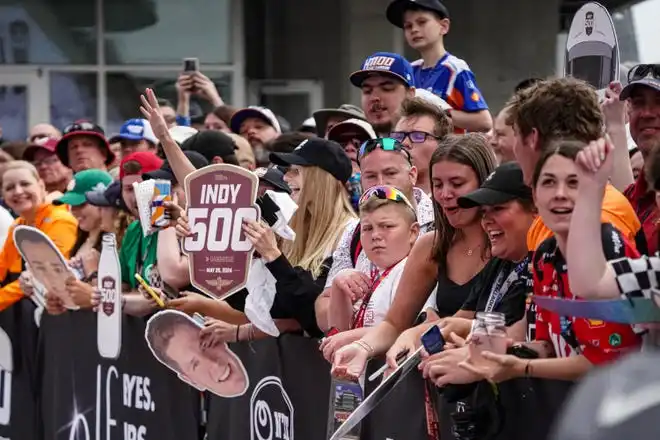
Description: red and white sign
xmin=183 ymin=164 xmax=260 ymax=300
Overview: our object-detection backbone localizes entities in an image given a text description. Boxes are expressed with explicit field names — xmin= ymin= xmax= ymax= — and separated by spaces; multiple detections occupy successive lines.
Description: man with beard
xmin=229 ymin=106 xmax=282 ymax=166
xmin=350 ymin=52 xmax=416 ymax=136
xmin=621 ymin=64 xmax=660 ymax=254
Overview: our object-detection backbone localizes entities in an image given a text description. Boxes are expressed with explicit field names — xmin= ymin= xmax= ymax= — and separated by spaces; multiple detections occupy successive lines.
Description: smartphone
xmin=183 ymin=57 xmax=199 ymax=73
xmin=134 ymin=273 xmax=165 ymax=308
xmin=192 ymin=313 xmax=206 ymax=327
xmin=421 ymin=324 xmax=445 ymax=355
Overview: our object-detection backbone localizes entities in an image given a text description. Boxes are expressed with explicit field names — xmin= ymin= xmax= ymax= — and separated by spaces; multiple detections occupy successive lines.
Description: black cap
xmin=269 ymin=138 xmax=352 ymax=183
xmin=180 ymin=131 xmax=236 ymax=163
xmin=457 ymin=162 xmax=532 ymax=208
xmin=143 ymin=150 xmax=209 ymax=184
xmin=56 ymin=120 xmax=115 ymax=167
xmin=255 ymin=167 xmax=291 ymax=194
xmin=85 ymin=180 xmax=127 ymax=211
xmin=386 ymin=0 xmax=449 ymax=28
xmin=620 ymin=64 xmax=660 ymax=100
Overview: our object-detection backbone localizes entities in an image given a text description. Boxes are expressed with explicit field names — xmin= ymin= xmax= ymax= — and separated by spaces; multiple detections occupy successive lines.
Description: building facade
xmin=0 ymin=0 xmax=638 ymax=141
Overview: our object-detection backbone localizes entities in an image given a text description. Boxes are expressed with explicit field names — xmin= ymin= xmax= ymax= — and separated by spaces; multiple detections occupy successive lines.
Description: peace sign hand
xmin=139 ymin=88 xmax=171 ymax=142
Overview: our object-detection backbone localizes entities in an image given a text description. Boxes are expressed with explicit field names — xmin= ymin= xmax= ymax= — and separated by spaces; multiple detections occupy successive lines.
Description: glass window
xmin=103 ymin=0 xmax=232 ymax=65
xmin=0 ymin=3 xmax=96 ymax=64
xmin=0 ymin=84 xmax=28 ymax=141
xmin=105 ymin=71 xmax=232 ymax=133
xmin=50 ymin=73 xmax=98 ymax=129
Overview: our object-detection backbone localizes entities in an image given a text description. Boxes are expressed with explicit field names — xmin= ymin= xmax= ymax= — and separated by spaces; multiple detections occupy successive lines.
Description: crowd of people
xmin=1 ymin=0 xmax=659 ymax=438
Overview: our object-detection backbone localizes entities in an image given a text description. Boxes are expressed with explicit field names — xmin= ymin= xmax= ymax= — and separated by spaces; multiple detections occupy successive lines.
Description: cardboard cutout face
xmin=564 ymin=2 xmax=619 ymax=91
xmin=182 ymin=164 xmax=261 ymax=300
xmin=145 ymin=310 xmax=249 ymax=398
xmin=14 ymin=226 xmax=79 ymax=310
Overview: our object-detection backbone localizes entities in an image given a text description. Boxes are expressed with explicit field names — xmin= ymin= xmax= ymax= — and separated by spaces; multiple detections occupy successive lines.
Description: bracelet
xmin=235 ymin=324 xmax=241 ymax=342
xmin=353 ymin=340 xmax=374 ymax=356
xmin=248 ymin=324 xmax=256 ymax=342
xmin=524 ymin=360 xmax=532 ymax=378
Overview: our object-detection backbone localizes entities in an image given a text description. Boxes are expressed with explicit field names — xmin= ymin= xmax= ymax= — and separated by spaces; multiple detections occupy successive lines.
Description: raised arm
xmin=140 ymin=88 xmax=196 ymax=184
xmin=567 ymin=140 xmax=622 ymax=299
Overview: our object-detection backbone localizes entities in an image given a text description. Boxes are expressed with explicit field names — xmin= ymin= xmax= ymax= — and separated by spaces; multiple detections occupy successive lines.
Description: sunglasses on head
xmin=358 ymin=185 xmax=416 ymax=217
xmin=628 ymin=64 xmax=660 ymax=83
xmin=357 ymin=137 xmax=412 ymax=165
xmin=63 ymin=121 xmax=101 ymax=135
xmin=390 ymin=131 xmax=439 ymax=144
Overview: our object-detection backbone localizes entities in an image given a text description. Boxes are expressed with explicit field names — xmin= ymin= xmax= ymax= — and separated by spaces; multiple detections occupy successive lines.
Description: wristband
xmin=235 ymin=324 xmax=241 ymax=342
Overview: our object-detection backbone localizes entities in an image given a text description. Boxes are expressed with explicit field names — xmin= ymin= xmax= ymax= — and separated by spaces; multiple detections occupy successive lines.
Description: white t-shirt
xmin=359 ymin=258 xmax=437 ymax=328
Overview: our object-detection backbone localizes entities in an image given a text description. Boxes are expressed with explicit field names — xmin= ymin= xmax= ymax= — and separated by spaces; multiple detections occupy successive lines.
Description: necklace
xmin=464 ymin=243 xmax=481 ymax=257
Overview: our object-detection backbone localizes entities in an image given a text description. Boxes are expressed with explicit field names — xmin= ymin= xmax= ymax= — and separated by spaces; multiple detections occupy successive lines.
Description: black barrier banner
xmin=360 ymin=358 xmax=429 ymax=440
xmin=207 ymin=334 xmax=331 ymax=440
xmin=39 ymin=310 xmax=201 ymax=440
xmin=0 ymin=299 xmax=40 ymax=440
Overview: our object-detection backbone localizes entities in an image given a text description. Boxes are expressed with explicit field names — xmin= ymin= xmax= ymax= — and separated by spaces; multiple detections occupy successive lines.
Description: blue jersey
xmin=411 ymin=53 xmax=488 ymax=114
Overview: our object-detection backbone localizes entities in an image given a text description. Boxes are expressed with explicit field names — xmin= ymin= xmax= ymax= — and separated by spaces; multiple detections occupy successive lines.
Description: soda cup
xmin=151 ymin=180 xmax=172 ymax=228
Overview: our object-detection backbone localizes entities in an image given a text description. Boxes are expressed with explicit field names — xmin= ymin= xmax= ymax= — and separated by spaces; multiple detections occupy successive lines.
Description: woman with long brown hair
xmin=331 ymin=134 xmax=495 ymax=439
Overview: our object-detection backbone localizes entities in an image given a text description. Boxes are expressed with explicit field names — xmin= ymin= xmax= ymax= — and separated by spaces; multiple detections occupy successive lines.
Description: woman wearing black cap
xmin=141 ymin=89 xmax=357 ymax=339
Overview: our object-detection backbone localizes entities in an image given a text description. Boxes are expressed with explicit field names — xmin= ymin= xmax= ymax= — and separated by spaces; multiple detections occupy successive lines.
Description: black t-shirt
xmin=461 ymin=257 xmax=531 ymax=326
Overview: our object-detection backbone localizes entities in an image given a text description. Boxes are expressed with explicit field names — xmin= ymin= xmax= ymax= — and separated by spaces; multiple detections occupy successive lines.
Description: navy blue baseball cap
xmin=350 ymin=52 xmax=415 ymax=88
xmin=386 ymin=0 xmax=450 ymax=28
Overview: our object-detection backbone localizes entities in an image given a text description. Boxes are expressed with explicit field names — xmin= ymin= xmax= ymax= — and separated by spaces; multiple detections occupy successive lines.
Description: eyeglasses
xmin=389 ymin=131 xmax=439 ymax=145
xmin=628 ymin=64 xmax=660 ymax=83
xmin=358 ymin=185 xmax=416 ymax=217
xmin=357 ymin=138 xmax=412 ymax=165
xmin=337 ymin=138 xmax=363 ymax=149
xmin=33 ymin=155 xmax=61 ymax=168
xmin=63 ymin=121 xmax=103 ymax=135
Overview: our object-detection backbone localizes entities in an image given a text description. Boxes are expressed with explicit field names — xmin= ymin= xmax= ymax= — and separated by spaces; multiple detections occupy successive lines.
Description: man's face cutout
xmin=21 ymin=239 xmax=76 ymax=308
xmin=156 ymin=319 xmax=248 ymax=397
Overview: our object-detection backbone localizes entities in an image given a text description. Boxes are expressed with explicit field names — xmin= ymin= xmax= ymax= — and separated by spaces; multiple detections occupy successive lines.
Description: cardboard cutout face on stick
xmin=183 ymin=164 xmax=260 ymax=300
xmin=564 ymin=2 xmax=619 ymax=92
xmin=13 ymin=225 xmax=79 ymax=310
xmin=145 ymin=310 xmax=249 ymax=397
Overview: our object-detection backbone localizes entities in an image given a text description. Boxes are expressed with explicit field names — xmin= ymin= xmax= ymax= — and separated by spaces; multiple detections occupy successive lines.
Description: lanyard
xmin=351 ymin=264 xmax=395 ymax=329
xmin=484 ymin=258 xmax=529 ymax=313
xmin=551 ymin=261 xmax=583 ymax=355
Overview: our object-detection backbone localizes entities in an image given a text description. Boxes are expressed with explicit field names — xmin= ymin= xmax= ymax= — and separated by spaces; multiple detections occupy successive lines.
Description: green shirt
xmin=119 ymin=221 xmax=160 ymax=290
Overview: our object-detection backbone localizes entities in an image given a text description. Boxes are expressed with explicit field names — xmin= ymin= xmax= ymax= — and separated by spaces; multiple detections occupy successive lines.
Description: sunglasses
xmin=628 ymin=64 xmax=660 ymax=83
xmin=63 ymin=121 xmax=103 ymax=135
xmin=358 ymin=185 xmax=416 ymax=217
xmin=389 ymin=131 xmax=439 ymax=144
xmin=357 ymin=138 xmax=412 ymax=165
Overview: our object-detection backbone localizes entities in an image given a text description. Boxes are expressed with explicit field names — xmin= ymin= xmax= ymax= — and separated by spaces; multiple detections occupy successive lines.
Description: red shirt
xmin=624 ymin=170 xmax=659 ymax=255
xmin=532 ymin=224 xmax=642 ymax=365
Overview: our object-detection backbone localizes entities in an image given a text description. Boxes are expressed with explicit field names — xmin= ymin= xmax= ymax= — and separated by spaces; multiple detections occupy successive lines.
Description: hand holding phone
xmin=134 ymin=274 xmax=165 ymax=308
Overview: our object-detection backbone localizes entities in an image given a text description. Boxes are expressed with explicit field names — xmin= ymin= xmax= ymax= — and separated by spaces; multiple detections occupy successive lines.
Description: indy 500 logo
xmin=250 ymin=376 xmax=294 ymax=440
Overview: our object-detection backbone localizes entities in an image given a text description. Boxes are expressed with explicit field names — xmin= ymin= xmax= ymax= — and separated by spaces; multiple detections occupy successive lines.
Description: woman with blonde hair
xmin=139 ymin=89 xmax=356 ymax=340
xmin=0 ymin=161 xmax=77 ymax=312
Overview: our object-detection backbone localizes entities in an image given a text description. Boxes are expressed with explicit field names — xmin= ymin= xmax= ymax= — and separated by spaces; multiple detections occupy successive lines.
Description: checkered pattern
xmin=611 ymin=255 xmax=660 ymax=299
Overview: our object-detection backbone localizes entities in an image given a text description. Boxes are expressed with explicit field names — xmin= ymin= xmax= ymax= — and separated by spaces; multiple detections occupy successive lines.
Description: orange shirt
xmin=0 ymin=204 xmax=78 ymax=311
xmin=527 ymin=184 xmax=641 ymax=251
